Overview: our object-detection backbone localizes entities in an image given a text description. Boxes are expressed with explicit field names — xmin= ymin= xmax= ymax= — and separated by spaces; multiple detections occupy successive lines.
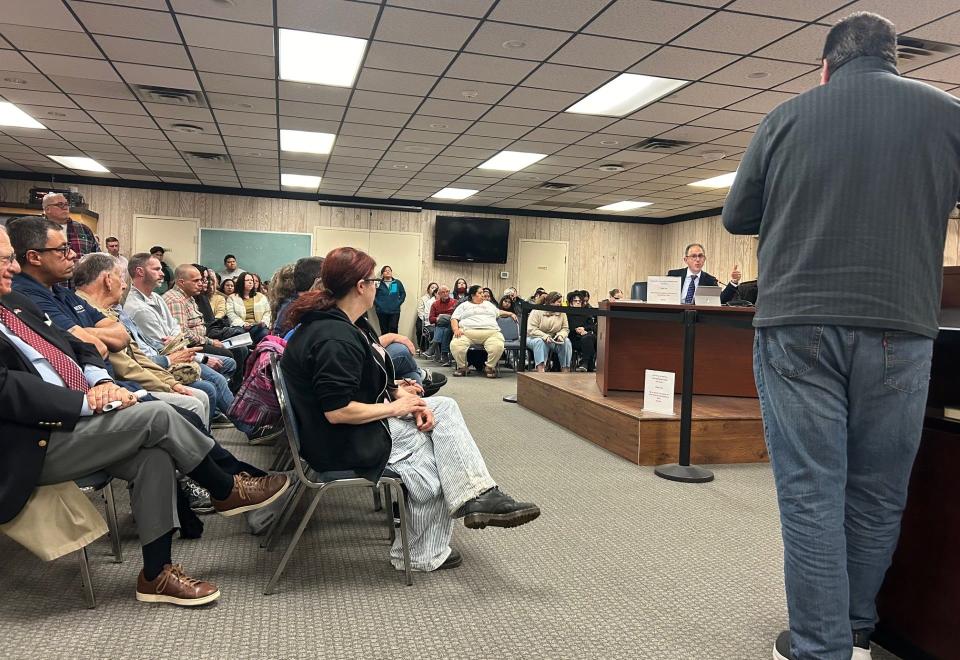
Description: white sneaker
xmin=773 ymin=630 xmax=873 ymax=660
xmin=852 ymin=647 xmax=872 ymax=660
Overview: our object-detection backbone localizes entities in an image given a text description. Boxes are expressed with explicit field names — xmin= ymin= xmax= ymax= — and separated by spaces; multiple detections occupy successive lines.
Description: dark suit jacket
xmin=665 ymin=268 xmax=736 ymax=304
xmin=0 ymin=290 xmax=105 ymax=523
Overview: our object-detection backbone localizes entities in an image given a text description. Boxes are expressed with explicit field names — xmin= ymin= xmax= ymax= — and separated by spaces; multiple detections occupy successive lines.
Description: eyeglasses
xmin=363 ymin=277 xmax=383 ymax=288
xmin=34 ymin=244 xmax=74 ymax=257
xmin=686 ymin=253 xmax=706 ymax=260
xmin=45 ymin=202 xmax=70 ymax=210
xmin=0 ymin=253 xmax=17 ymax=267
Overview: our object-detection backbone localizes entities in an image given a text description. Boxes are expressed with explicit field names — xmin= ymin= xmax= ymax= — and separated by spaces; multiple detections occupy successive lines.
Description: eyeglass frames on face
xmin=363 ymin=277 xmax=383 ymax=288
xmin=33 ymin=244 xmax=74 ymax=257
xmin=0 ymin=252 xmax=17 ymax=267
xmin=46 ymin=202 xmax=70 ymax=209
xmin=685 ymin=253 xmax=706 ymax=260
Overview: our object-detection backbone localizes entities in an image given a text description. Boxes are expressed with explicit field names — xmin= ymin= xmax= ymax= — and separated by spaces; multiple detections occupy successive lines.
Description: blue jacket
xmin=374 ymin=278 xmax=406 ymax=314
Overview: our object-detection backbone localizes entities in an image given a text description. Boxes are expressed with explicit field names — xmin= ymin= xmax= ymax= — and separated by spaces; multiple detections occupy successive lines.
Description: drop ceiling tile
xmin=364 ymin=42 xmax=457 ymax=77
xmin=145 ymin=104 xmax=214 ymax=122
xmin=340 ymin=122 xmax=402 ymax=140
xmin=116 ymin=62 xmax=201 ymax=90
xmin=22 ymin=52 xmax=119 ymax=82
xmin=277 ymin=116 xmax=340 ymax=133
xmin=190 ymin=47 xmax=276 ymax=79
xmin=351 ymin=90 xmax=422 ymax=113
xmin=0 ymin=72 xmax=55 ymax=93
xmin=396 ymin=128 xmax=455 ymax=146
xmin=276 ymin=0 xmax=377 ymax=37
xmin=357 ymin=69 xmax=437 ymax=96
xmin=755 ymin=24 xmax=830 ymax=64
xmin=449 ymin=135 xmax=511 ymax=150
xmin=277 ymin=82 xmax=347 ymax=106
xmin=200 ymin=72 xmax=277 ymax=98
xmin=223 ymin=136 xmax=279 ymax=150
xmin=490 ymin=0 xmax=609 ymax=31
xmin=481 ymin=105 xmax=555 ymax=126
xmin=406 ymin=115 xmax=473 ymax=133
xmin=522 ymin=127 xmax=590 ymax=144
xmin=507 ymin=139 xmax=565 ymax=154
xmin=672 ymin=12 xmax=799 ymax=54
xmin=908 ymin=55 xmax=960 ymax=85
xmin=95 ymin=35 xmax=192 ymax=68
xmin=464 ymin=21 xmax=572 ymax=62
xmin=2 ymin=27 xmax=94 ymax=60
xmin=104 ymin=124 xmax=165 ymax=138
xmin=214 ymin=109 xmax=278 ymax=128
xmin=19 ymin=105 xmax=93 ymax=123
xmin=500 ymin=86 xmax=581 ymax=111
xmin=705 ymin=58 xmax=818 ymax=89
xmin=430 ymin=78 xmax=511 ymax=104
xmin=339 ymin=135 xmax=394 ymax=151
xmin=690 ymin=109 xmax=764 ymax=130
xmin=585 ymin=0 xmax=713 ymax=43
xmin=178 ymin=16 xmax=274 ymax=56
xmin=524 ymin=64 xmax=616 ymax=94
xmin=387 ymin=0 xmax=495 ymax=18
xmin=418 ymin=98 xmax=490 ymax=120
xmin=42 ymin=119 xmax=107 ymax=134
xmin=51 ymin=76 xmax=133 ymax=99
xmin=172 ymin=0 xmax=274 ymax=26
xmin=220 ymin=125 xmax=276 ymax=140
xmin=550 ymin=33 xmax=656 ymax=71
xmin=576 ymin=133 xmax=639 ymax=149
xmin=726 ymin=89 xmax=795 ymax=113
xmin=72 ymin=96 xmax=144 ymax=114
xmin=376 ymin=7 xmax=479 ymax=51
xmin=466 ymin=122 xmax=531 ymax=139
xmin=207 ymin=93 xmax=276 ymax=114
xmin=604 ymin=118 xmax=677 ymax=137
xmin=664 ymin=81 xmax=757 ymax=107
xmin=823 ymin=2 xmax=955 ymax=33
xmin=628 ymin=46 xmax=738 ymax=81
xmin=0 ymin=88 xmax=76 ymax=108
xmin=658 ymin=125 xmax=732 ymax=142
xmin=68 ymin=2 xmax=181 ymax=41
xmin=277 ymin=100 xmax=345 ymax=121
xmin=5 ymin=1 xmax=83 ymax=31
xmin=628 ymin=102 xmax=712 ymax=124
xmin=772 ymin=69 xmax=821 ymax=94
xmin=343 ymin=106 xmax=410 ymax=128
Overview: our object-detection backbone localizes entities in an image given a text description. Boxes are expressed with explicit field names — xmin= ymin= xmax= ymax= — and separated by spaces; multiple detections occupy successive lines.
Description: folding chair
xmin=74 ymin=471 xmax=124 ymax=608
xmin=497 ymin=316 xmax=532 ymax=371
xmin=262 ymin=354 xmax=412 ymax=594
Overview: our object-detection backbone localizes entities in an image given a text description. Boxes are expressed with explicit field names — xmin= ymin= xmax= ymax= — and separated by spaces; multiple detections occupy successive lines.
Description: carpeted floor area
xmin=0 ymin=361 xmax=900 ymax=659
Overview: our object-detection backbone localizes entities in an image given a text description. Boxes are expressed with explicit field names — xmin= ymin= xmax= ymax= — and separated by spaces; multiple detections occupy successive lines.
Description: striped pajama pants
xmin=386 ymin=396 xmax=497 ymax=571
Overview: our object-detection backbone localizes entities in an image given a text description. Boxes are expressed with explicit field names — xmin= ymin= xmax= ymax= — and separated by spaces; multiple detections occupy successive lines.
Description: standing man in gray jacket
xmin=723 ymin=12 xmax=960 ymax=660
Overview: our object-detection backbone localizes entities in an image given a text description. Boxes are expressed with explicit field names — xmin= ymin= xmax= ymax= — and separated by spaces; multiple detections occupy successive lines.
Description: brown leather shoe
xmin=136 ymin=564 xmax=220 ymax=606
xmin=452 ymin=367 xmax=468 ymax=377
xmin=213 ymin=472 xmax=290 ymax=517
xmin=484 ymin=366 xmax=498 ymax=378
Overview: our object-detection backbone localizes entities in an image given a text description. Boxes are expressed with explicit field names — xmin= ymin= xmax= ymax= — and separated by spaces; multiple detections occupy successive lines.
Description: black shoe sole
xmin=463 ymin=506 xmax=540 ymax=529
xmin=438 ymin=549 xmax=462 ymax=569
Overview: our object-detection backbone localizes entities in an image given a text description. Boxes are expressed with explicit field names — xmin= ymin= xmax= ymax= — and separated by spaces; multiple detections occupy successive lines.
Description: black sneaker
xmin=180 ymin=477 xmax=215 ymax=515
xmin=247 ymin=423 xmax=284 ymax=445
xmin=422 ymin=370 xmax=447 ymax=396
xmin=438 ymin=548 xmax=462 ymax=570
xmin=774 ymin=630 xmax=792 ymax=660
xmin=211 ymin=413 xmax=234 ymax=429
xmin=455 ymin=487 xmax=540 ymax=529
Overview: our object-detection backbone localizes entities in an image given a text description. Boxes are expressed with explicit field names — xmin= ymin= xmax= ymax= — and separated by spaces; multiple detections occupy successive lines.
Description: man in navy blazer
xmin=665 ymin=243 xmax=740 ymax=304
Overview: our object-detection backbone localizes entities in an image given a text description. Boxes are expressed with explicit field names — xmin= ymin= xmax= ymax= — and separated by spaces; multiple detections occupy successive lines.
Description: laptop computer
xmin=694 ymin=285 xmax=722 ymax=306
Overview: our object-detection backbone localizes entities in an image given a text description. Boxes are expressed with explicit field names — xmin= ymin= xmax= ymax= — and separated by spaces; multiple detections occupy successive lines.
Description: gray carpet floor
xmin=0 ymin=361 xmax=900 ymax=659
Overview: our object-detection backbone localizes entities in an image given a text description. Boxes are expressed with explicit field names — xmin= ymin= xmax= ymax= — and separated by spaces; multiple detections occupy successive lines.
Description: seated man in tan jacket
xmin=73 ymin=253 xmax=209 ymax=423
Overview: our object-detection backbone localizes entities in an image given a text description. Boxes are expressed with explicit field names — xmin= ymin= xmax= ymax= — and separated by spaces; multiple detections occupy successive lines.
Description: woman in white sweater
xmin=226 ymin=271 xmax=271 ymax=343
xmin=526 ymin=291 xmax=572 ymax=372
xmin=449 ymin=285 xmax=514 ymax=378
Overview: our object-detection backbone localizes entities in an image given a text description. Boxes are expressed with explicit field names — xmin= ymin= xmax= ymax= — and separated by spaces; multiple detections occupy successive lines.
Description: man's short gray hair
xmin=41 ymin=192 xmax=66 ymax=209
xmin=174 ymin=263 xmax=200 ymax=281
xmin=684 ymin=243 xmax=705 ymax=256
xmin=74 ymin=252 xmax=120 ymax=288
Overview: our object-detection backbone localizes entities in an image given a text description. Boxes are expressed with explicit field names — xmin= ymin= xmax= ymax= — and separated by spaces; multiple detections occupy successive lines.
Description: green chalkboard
xmin=198 ymin=229 xmax=312 ymax=283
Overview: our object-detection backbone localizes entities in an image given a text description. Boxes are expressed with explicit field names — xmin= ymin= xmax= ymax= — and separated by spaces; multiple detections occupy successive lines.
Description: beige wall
xmin=0 ymin=178 xmax=661 ymax=300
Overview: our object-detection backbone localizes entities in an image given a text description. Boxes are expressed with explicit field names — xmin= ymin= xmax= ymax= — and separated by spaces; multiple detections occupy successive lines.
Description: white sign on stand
xmin=646 ymin=276 xmax=681 ymax=304
xmin=642 ymin=370 xmax=676 ymax=415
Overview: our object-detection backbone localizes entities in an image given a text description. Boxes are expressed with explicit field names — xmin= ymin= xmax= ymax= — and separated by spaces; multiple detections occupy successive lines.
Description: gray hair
xmin=74 ymin=252 xmax=120 ymax=288
xmin=684 ymin=243 xmax=705 ymax=257
xmin=41 ymin=192 xmax=66 ymax=209
xmin=174 ymin=263 xmax=200 ymax=281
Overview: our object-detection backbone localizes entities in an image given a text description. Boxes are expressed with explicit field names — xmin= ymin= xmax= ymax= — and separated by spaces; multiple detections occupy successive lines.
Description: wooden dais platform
xmin=517 ymin=372 xmax=768 ymax=466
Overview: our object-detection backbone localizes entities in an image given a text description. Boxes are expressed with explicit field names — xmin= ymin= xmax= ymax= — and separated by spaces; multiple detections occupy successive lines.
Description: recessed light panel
xmin=567 ymin=73 xmax=688 ymax=117
xmin=688 ymin=171 xmax=737 ymax=188
xmin=432 ymin=187 xmax=478 ymax=200
xmin=281 ymin=173 xmax=322 ymax=189
xmin=47 ymin=155 xmax=109 ymax=172
xmin=478 ymin=151 xmax=547 ymax=172
xmin=0 ymin=102 xmax=45 ymax=129
xmin=597 ymin=200 xmax=652 ymax=212
xmin=279 ymin=29 xmax=367 ymax=87
xmin=280 ymin=129 xmax=336 ymax=155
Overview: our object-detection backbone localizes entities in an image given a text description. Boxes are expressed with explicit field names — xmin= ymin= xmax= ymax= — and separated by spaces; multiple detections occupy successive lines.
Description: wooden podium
xmin=596 ymin=300 xmax=757 ymax=398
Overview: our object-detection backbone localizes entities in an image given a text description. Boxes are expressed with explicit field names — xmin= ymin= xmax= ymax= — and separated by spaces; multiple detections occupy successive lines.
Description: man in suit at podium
xmin=665 ymin=243 xmax=740 ymax=304
xmin=723 ymin=11 xmax=960 ymax=660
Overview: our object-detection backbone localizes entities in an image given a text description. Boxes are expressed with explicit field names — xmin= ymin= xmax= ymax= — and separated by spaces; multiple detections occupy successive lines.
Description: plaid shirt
xmin=65 ymin=220 xmax=100 ymax=257
xmin=161 ymin=286 xmax=207 ymax=345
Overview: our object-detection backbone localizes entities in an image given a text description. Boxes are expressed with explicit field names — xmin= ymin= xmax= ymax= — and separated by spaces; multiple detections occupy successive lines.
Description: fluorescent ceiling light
xmin=47 ymin=155 xmax=109 ymax=172
xmin=478 ymin=150 xmax=547 ymax=172
xmin=281 ymin=173 xmax=322 ymax=189
xmin=689 ymin=171 xmax=737 ymax=188
xmin=280 ymin=129 xmax=336 ymax=155
xmin=0 ymin=102 xmax=45 ymax=129
xmin=566 ymin=73 xmax=688 ymax=117
xmin=279 ymin=28 xmax=367 ymax=87
xmin=432 ymin=187 xmax=478 ymax=200
xmin=597 ymin=200 xmax=653 ymax=212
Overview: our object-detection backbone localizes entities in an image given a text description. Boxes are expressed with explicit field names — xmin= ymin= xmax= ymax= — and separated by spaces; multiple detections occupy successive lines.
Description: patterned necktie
xmin=0 ymin=304 xmax=89 ymax=392
xmin=683 ymin=275 xmax=698 ymax=304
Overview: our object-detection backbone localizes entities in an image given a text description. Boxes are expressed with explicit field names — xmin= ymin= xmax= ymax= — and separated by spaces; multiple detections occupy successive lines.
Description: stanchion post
xmin=503 ymin=299 xmax=528 ymax=403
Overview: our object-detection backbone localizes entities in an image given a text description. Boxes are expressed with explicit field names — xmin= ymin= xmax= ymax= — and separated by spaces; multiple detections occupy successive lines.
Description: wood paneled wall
xmin=0 ymin=178 xmax=661 ymax=300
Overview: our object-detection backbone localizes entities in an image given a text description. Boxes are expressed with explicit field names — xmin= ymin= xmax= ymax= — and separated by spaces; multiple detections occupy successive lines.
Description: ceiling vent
xmin=169 ymin=123 xmax=205 ymax=134
xmin=133 ymin=85 xmax=208 ymax=108
xmin=184 ymin=151 xmax=231 ymax=163
xmin=896 ymin=36 xmax=958 ymax=62
xmin=628 ymin=138 xmax=693 ymax=152
xmin=539 ymin=182 xmax=576 ymax=192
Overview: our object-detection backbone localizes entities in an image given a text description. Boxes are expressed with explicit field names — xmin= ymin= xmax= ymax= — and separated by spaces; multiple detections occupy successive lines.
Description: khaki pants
xmin=450 ymin=327 xmax=504 ymax=369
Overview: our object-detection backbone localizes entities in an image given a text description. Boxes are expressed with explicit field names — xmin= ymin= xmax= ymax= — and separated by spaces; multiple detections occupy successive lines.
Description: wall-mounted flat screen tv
xmin=434 ymin=216 xmax=509 ymax=263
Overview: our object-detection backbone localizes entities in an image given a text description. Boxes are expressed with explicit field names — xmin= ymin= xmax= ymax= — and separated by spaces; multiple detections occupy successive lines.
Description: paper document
xmin=642 ymin=370 xmax=676 ymax=415
xmin=220 ymin=332 xmax=252 ymax=349
xmin=646 ymin=276 xmax=681 ymax=304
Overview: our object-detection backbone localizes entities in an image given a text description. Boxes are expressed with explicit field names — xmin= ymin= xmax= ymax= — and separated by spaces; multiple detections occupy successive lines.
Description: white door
xmin=368 ymin=231 xmax=422 ymax=339
xmin=517 ymin=239 xmax=568 ymax=297
xmin=133 ymin=215 xmax=198 ymax=270
xmin=312 ymin=227 xmax=370 ymax=258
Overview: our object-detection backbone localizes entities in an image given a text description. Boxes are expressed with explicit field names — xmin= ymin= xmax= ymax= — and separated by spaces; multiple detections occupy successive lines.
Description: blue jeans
xmin=753 ymin=325 xmax=932 ymax=660
xmin=432 ymin=327 xmax=452 ymax=355
xmin=209 ymin=354 xmax=236 ymax=377
xmin=527 ymin=337 xmax=572 ymax=368
xmin=385 ymin=342 xmax=421 ymax=384
xmin=199 ymin=363 xmax=234 ymax=415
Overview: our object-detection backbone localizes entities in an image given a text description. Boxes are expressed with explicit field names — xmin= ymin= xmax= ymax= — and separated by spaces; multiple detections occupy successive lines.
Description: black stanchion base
xmin=503 ymin=394 xmax=518 ymax=403
xmin=654 ymin=463 xmax=715 ymax=483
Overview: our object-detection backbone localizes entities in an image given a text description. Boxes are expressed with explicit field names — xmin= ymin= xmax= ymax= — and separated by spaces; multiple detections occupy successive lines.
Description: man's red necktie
xmin=0 ymin=305 xmax=90 ymax=393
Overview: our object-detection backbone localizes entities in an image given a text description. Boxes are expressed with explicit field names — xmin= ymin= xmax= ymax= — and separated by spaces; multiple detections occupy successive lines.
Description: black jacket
xmin=0 ymin=291 xmax=106 ymax=523
xmin=280 ymin=307 xmax=394 ymax=482
xmin=723 ymin=56 xmax=960 ymax=338
xmin=665 ymin=268 xmax=737 ymax=305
